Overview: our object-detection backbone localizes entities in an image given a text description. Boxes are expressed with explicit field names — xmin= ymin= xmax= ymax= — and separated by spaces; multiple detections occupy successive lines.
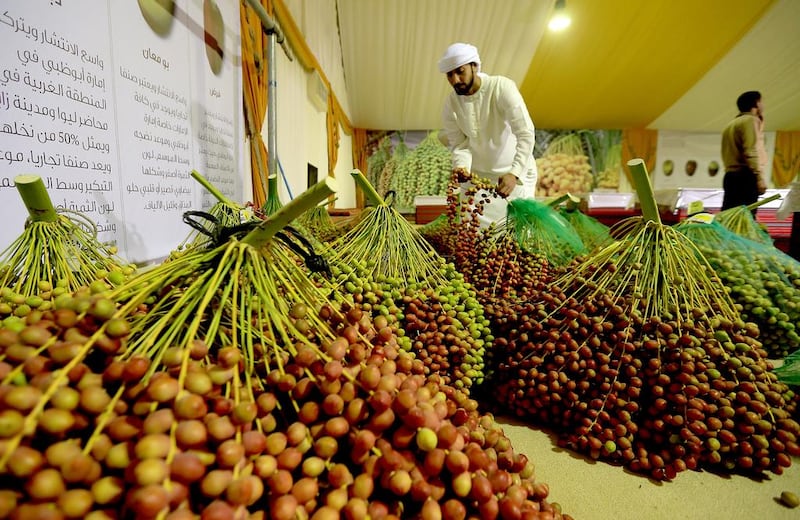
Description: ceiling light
xmin=548 ymin=0 xmax=571 ymax=31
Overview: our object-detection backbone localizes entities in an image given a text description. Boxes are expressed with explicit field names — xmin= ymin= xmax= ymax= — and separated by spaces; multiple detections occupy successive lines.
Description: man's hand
xmin=452 ymin=167 xmax=471 ymax=183
xmin=497 ymin=173 xmax=519 ymax=198
xmin=756 ymin=174 xmax=767 ymax=195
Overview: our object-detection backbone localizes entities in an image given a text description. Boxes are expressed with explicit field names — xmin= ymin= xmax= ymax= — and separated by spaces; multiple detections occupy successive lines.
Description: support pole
xmin=242 ymin=0 xmax=293 ymax=61
xmin=267 ymin=31 xmax=278 ymax=181
xmin=242 ymin=0 xmax=293 ymax=207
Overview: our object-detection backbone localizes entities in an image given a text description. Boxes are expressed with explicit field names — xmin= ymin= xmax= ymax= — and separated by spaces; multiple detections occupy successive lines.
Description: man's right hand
xmin=453 ymin=167 xmax=471 ymax=183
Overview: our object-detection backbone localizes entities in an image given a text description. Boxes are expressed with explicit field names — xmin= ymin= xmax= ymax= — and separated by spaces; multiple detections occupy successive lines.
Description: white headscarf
xmin=437 ymin=43 xmax=481 ymax=74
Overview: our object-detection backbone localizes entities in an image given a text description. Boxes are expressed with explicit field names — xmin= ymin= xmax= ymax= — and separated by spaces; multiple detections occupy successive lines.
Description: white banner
xmin=0 ymin=0 xmax=244 ymax=264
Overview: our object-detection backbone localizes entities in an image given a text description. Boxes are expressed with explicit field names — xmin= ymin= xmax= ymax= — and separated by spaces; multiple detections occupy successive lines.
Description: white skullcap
xmin=438 ymin=43 xmax=481 ymax=74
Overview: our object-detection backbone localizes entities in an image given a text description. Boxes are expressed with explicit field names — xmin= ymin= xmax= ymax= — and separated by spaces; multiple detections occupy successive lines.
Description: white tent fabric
xmin=286 ymin=0 xmax=800 ymax=133
xmin=651 ymin=0 xmax=800 ymax=132
xmin=335 ymin=0 xmax=551 ymax=130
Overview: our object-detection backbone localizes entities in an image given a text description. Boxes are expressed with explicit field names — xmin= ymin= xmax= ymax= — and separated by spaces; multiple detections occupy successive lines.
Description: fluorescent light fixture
xmin=548 ymin=0 xmax=571 ymax=31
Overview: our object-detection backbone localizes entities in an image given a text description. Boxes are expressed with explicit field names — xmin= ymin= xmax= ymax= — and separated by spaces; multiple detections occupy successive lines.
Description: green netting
xmin=558 ymin=206 xmax=614 ymax=252
xmin=675 ymin=219 xmax=800 ymax=358
xmin=713 ymin=205 xmax=773 ymax=245
xmin=775 ymin=349 xmax=800 ymax=384
xmin=503 ymin=198 xmax=587 ymax=266
xmin=774 ymin=348 xmax=800 ymax=385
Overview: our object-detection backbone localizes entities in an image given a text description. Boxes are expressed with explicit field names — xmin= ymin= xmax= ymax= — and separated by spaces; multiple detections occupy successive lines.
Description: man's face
xmin=446 ymin=64 xmax=475 ymax=95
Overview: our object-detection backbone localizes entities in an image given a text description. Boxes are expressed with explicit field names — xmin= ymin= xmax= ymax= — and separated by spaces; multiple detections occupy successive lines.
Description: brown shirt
xmin=721 ymin=112 xmax=763 ymax=175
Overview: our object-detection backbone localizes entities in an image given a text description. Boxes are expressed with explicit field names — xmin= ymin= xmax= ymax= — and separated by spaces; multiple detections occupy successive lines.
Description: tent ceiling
xmin=335 ymin=0 xmax=800 ymax=133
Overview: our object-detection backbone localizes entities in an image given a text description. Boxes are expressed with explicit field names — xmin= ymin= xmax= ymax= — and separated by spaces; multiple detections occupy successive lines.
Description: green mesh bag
xmin=675 ymin=219 xmax=800 ymax=358
xmin=713 ymin=195 xmax=780 ymax=245
xmin=558 ymin=205 xmax=614 ymax=252
xmin=504 ymin=198 xmax=587 ymax=266
xmin=774 ymin=348 xmax=800 ymax=386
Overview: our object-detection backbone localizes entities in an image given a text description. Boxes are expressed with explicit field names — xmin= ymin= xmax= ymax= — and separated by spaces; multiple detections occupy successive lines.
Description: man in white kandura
xmin=438 ymin=42 xmax=538 ymax=226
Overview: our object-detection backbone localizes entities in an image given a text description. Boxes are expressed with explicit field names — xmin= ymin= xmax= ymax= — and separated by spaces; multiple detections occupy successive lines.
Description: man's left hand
xmin=756 ymin=174 xmax=767 ymax=195
xmin=497 ymin=173 xmax=518 ymax=198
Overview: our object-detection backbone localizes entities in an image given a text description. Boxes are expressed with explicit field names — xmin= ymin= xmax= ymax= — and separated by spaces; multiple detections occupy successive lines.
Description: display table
xmin=409 ymin=188 xmax=796 ymax=256
xmin=586 ymin=207 xmax=793 ymax=255
xmin=414 ymin=196 xmax=448 ymax=224
xmin=586 ymin=208 xmax=681 ymax=226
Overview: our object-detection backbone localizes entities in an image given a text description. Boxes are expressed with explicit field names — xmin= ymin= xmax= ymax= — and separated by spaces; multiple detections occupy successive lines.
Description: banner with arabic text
xmin=0 ymin=0 xmax=244 ymax=263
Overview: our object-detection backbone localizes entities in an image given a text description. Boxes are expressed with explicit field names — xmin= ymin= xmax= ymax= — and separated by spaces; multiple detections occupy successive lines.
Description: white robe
xmin=441 ymin=73 xmax=537 ymax=226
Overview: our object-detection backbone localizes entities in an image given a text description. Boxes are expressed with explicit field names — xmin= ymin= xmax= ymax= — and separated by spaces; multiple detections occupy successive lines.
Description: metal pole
xmin=242 ymin=0 xmax=293 ymax=198
xmin=267 ymin=31 xmax=278 ymax=180
xmin=242 ymin=0 xmax=293 ymax=61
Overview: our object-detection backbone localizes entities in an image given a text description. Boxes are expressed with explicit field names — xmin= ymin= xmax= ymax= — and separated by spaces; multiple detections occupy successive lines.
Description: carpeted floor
xmin=497 ymin=416 xmax=800 ymax=520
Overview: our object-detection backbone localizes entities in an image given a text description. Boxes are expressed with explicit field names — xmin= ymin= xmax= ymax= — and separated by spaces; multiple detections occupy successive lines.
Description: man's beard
xmin=453 ymin=77 xmax=473 ymax=95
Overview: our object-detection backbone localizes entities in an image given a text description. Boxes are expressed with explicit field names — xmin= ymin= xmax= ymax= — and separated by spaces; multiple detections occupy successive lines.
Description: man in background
xmin=438 ymin=42 xmax=537 ymax=225
xmin=720 ymin=90 xmax=767 ymax=211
